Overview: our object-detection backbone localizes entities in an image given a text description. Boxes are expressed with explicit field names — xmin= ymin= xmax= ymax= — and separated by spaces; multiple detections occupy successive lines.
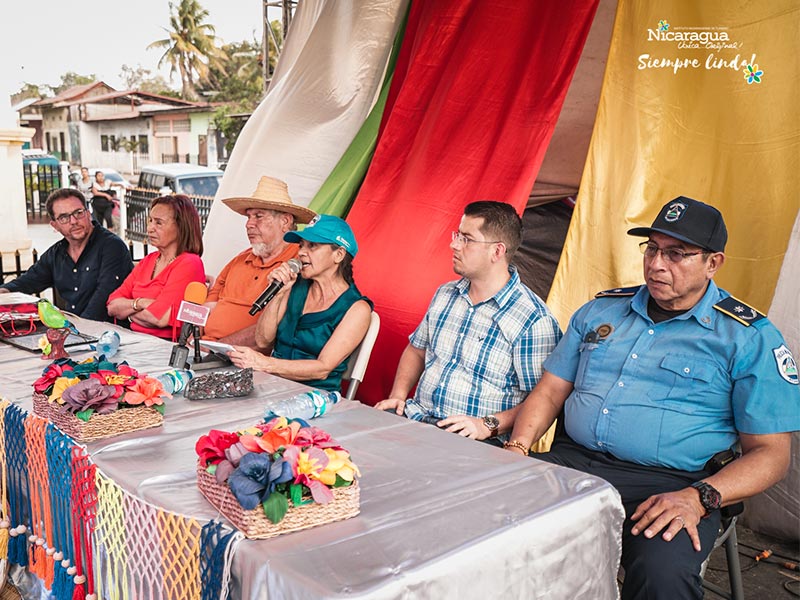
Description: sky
xmin=0 ymin=0 xmax=278 ymax=99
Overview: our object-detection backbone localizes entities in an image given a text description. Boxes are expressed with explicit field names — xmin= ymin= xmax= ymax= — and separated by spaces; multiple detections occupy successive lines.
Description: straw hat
xmin=221 ymin=176 xmax=317 ymax=224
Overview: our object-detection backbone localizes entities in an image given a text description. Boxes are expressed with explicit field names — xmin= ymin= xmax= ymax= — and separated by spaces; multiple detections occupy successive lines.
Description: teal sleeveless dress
xmin=273 ymin=278 xmax=372 ymax=391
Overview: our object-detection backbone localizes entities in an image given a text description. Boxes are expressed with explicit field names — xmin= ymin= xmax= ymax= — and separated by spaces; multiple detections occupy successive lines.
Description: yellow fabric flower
xmin=295 ymin=450 xmax=325 ymax=478
xmin=49 ymin=376 xmax=80 ymax=405
xmin=37 ymin=335 xmax=52 ymax=355
xmin=103 ymin=374 xmax=131 ymax=385
xmin=317 ymin=449 xmax=360 ymax=485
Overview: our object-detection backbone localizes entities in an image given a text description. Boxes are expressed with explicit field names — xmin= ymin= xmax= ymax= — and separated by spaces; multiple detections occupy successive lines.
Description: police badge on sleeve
xmin=773 ymin=345 xmax=799 ymax=385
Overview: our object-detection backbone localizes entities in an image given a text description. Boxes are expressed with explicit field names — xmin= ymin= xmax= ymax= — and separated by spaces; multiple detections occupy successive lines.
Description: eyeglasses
xmin=639 ymin=241 xmax=705 ymax=263
xmin=54 ymin=208 xmax=87 ymax=224
xmin=451 ymin=231 xmax=501 ymax=247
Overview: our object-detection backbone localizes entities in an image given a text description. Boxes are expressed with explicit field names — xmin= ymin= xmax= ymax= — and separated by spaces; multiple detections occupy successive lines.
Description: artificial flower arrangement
xmin=195 ymin=417 xmax=361 ymax=539
xmin=31 ymin=356 xmax=168 ymax=441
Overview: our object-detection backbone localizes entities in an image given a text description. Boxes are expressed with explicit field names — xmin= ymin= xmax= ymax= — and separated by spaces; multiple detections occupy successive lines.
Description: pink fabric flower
xmin=60 ymin=379 xmax=118 ymax=414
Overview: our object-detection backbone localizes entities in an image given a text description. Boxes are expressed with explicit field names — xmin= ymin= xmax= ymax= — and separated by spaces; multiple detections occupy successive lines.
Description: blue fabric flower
xmin=228 ymin=452 xmax=293 ymax=510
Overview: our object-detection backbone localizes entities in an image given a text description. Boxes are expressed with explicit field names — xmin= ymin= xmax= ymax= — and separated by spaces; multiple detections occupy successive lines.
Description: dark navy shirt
xmin=2 ymin=223 xmax=133 ymax=322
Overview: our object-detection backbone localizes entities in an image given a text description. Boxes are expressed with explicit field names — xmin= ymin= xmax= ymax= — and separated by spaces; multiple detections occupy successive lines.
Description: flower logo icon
xmin=743 ymin=64 xmax=763 ymax=84
xmin=658 ymin=20 xmax=669 ymax=32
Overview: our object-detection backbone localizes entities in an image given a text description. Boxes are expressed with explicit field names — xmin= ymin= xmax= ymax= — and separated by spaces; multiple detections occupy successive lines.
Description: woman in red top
xmin=107 ymin=195 xmax=205 ymax=339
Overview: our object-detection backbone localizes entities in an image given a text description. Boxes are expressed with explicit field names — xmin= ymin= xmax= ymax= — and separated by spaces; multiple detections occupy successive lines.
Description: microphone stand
xmin=190 ymin=326 xmax=232 ymax=371
xmin=193 ymin=325 xmax=202 ymax=364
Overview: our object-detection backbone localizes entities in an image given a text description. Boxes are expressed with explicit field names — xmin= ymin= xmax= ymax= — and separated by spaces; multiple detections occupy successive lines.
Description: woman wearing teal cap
xmin=229 ymin=215 xmax=373 ymax=392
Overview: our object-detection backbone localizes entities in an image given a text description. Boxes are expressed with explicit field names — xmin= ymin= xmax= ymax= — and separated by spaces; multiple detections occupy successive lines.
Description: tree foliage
xmin=147 ymin=0 xmax=226 ymax=101
xmin=52 ymin=72 xmax=97 ymax=95
xmin=202 ymin=39 xmax=263 ymax=107
xmin=119 ymin=64 xmax=180 ymax=97
xmin=212 ymin=105 xmax=249 ymax=154
xmin=11 ymin=83 xmax=47 ymax=105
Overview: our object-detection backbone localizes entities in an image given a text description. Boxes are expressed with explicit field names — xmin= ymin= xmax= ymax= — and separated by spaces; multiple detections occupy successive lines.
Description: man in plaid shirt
xmin=375 ymin=201 xmax=561 ymax=444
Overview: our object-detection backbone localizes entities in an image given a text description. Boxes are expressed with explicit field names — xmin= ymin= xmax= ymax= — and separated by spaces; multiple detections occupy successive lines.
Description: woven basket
xmin=32 ymin=392 xmax=163 ymax=442
xmin=197 ymin=463 xmax=360 ymax=539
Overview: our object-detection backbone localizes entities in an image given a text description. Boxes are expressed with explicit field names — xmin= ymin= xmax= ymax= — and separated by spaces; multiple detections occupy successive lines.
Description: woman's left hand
xmin=229 ymin=346 xmax=270 ymax=371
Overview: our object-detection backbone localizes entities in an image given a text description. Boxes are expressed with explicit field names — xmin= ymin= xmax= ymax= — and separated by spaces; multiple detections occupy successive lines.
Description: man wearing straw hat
xmin=201 ymin=176 xmax=317 ymax=343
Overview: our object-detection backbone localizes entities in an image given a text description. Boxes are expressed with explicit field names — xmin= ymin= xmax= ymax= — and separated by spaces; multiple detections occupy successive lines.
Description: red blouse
xmin=108 ymin=252 xmax=205 ymax=340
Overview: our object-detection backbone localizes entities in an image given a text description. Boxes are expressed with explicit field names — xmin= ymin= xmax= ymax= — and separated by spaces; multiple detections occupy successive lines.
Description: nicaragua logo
xmin=773 ymin=344 xmax=799 ymax=385
xmin=664 ymin=202 xmax=687 ymax=222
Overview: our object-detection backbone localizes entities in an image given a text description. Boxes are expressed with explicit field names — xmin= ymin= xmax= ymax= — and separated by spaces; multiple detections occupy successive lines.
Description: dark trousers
xmin=538 ymin=437 xmax=720 ymax=600
xmin=92 ymin=199 xmax=114 ymax=229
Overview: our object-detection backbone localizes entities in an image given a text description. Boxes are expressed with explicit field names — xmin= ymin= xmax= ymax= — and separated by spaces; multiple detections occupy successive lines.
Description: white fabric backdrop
xmin=202 ymin=0 xmax=409 ymax=275
xmin=744 ymin=208 xmax=800 ymax=541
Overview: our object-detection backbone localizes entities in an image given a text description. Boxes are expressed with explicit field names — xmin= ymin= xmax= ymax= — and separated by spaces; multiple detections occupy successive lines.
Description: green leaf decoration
xmin=76 ymin=408 xmax=94 ymax=422
xmin=289 ymin=483 xmax=303 ymax=506
xmin=207 ymin=464 xmax=217 ymax=475
xmin=332 ymin=474 xmax=353 ymax=488
xmin=263 ymin=492 xmax=289 ymax=524
xmin=154 ymin=403 xmax=165 ymax=415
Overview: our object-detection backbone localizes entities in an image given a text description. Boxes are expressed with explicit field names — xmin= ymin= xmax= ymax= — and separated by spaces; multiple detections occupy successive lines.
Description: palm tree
xmin=148 ymin=0 xmax=226 ymax=101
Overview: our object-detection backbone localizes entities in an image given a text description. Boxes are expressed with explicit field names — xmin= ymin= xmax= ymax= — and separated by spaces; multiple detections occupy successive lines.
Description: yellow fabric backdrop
xmin=548 ymin=0 xmax=800 ymax=325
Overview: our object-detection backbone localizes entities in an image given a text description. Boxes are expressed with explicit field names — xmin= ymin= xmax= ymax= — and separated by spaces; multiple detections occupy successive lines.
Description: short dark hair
xmin=45 ymin=188 xmax=86 ymax=220
xmin=151 ymin=195 xmax=204 ymax=256
xmin=464 ymin=201 xmax=523 ymax=258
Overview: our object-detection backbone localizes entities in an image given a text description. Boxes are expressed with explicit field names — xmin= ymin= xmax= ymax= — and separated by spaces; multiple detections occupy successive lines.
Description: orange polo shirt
xmin=203 ymin=244 xmax=299 ymax=340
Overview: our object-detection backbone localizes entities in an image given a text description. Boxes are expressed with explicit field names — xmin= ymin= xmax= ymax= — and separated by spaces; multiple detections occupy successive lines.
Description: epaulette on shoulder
xmin=595 ymin=285 xmax=641 ymax=298
xmin=713 ymin=296 xmax=766 ymax=326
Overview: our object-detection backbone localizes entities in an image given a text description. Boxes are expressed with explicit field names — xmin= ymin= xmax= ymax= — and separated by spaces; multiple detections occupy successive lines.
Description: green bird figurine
xmin=37 ymin=299 xmax=78 ymax=334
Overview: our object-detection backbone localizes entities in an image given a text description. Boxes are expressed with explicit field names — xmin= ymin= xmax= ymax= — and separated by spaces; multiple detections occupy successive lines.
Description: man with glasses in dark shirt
xmin=0 ymin=188 xmax=133 ymax=322
xmin=505 ymin=196 xmax=799 ymax=600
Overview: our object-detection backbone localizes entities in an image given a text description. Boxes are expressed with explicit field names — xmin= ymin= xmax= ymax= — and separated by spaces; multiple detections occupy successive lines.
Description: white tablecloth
xmin=0 ymin=319 xmax=623 ymax=599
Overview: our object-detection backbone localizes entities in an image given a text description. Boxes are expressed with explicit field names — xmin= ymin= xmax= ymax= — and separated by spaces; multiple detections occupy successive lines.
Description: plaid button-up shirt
xmin=405 ymin=267 xmax=562 ymax=422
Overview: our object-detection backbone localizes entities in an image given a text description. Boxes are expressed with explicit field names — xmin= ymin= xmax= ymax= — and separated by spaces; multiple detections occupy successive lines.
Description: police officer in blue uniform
xmin=505 ymin=196 xmax=800 ymax=600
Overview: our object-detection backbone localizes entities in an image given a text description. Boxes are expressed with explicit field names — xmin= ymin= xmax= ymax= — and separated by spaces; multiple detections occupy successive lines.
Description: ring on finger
xmin=674 ymin=516 xmax=685 ymax=528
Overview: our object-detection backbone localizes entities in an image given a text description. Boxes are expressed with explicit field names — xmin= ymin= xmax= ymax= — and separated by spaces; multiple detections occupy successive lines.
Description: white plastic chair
xmin=342 ymin=311 xmax=381 ymax=401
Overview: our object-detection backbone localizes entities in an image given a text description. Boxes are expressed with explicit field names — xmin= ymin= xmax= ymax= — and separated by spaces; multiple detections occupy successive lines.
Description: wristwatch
xmin=482 ymin=415 xmax=500 ymax=437
xmin=691 ymin=481 xmax=722 ymax=515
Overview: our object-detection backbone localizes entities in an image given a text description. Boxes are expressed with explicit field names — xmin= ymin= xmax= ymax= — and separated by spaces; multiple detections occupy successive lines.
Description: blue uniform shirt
xmin=544 ymin=281 xmax=800 ymax=472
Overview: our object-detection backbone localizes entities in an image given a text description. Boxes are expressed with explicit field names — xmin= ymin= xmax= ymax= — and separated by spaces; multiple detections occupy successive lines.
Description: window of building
xmin=138 ymin=135 xmax=149 ymax=154
xmin=172 ymin=119 xmax=191 ymax=132
xmin=100 ymin=135 xmax=109 ymax=152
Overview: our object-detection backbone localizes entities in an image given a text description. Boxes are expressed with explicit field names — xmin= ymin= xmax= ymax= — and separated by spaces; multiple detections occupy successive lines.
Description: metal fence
xmin=125 ymin=188 xmax=215 ymax=242
xmin=0 ymin=249 xmax=39 ymax=286
xmin=23 ymin=163 xmax=62 ymax=221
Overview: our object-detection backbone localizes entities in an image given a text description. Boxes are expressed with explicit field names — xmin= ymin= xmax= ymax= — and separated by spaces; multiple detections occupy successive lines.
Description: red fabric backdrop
xmin=348 ymin=0 xmax=599 ymax=403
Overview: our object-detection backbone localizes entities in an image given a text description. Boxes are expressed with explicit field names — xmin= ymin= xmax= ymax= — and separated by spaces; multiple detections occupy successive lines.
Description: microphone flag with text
xmin=248 ymin=258 xmax=302 ymax=315
xmin=169 ymin=281 xmax=210 ymax=368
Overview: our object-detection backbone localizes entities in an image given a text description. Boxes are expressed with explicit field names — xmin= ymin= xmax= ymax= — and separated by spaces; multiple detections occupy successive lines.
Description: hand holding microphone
xmin=249 ymin=258 xmax=302 ymax=315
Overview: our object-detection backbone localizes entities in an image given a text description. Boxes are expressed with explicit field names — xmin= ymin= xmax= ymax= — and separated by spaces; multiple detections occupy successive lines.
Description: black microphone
xmin=249 ymin=258 xmax=302 ymax=315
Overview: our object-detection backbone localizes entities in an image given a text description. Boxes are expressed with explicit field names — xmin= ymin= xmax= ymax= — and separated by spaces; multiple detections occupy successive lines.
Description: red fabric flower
xmin=195 ymin=430 xmax=240 ymax=467
xmin=33 ymin=363 xmax=65 ymax=394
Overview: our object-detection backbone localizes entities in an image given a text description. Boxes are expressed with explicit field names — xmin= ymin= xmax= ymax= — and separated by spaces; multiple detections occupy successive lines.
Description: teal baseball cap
xmin=284 ymin=214 xmax=359 ymax=257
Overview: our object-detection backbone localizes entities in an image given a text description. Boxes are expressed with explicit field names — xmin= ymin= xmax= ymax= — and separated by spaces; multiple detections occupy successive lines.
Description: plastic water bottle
xmin=94 ymin=330 xmax=121 ymax=358
xmin=263 ymin=390 xmax=342 ymax=421
xmin=156 ymin=369 xmax=194 ymax=394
